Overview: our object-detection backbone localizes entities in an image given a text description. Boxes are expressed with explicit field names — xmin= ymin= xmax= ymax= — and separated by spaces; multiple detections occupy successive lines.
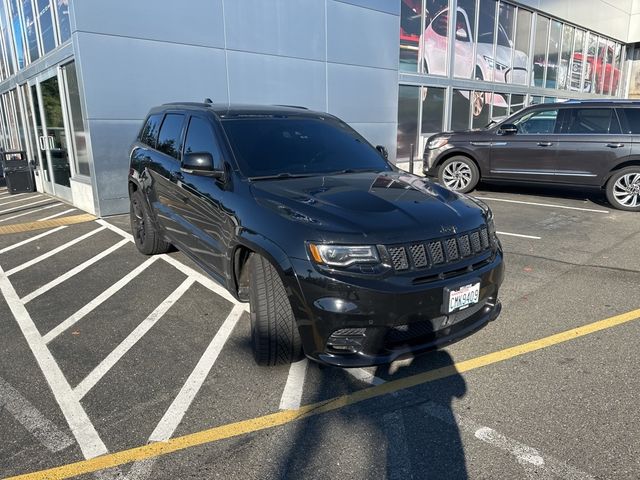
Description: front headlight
xmin=427 ymin=137 xmax=448 ymax=150
xmin=308 ymin=244 xmax=379 ymax=267
xmin=483 ymin=55 xmax=508 ymax=72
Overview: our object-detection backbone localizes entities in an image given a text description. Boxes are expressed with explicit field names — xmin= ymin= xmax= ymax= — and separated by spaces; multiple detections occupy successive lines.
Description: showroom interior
xmin=0 ymin=0 xmax=639 ymax=216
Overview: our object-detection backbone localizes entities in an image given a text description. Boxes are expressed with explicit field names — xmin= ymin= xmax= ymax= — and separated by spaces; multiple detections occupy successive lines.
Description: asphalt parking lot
xmin=1 ymin=182 xmax=639 ymax=479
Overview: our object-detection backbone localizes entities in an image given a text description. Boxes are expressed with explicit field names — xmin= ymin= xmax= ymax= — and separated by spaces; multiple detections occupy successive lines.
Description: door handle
xmin=47 ymin=136 xmax=55 ymax=150
xmin=537 ymin=142 xmax=553 ymax=147
xmin=606 ymin=143 xmax=624 ymax=148
xmin=38 ymin=136 xmax=46 ymax=150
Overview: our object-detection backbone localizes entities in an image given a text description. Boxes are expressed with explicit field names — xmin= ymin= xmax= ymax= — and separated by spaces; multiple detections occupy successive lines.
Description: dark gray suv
xmin=423 ymin=100 xmax=640 ymax=211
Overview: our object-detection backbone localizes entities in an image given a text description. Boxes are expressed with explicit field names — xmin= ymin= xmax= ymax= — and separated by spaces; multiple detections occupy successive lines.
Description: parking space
xmin=1 ymin=185 xmax=640 ymax=479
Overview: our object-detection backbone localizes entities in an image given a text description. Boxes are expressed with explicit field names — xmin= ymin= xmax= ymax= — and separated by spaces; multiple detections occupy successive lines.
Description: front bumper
xmin=288 ymin=251 xmax=504 ymax=367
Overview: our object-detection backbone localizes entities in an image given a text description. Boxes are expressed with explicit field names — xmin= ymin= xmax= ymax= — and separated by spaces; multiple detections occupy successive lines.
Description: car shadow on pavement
xmin=276 ymin=350 xmax=468 ymax=479
xmin=476 ymin=182 xmax=611 ymax=209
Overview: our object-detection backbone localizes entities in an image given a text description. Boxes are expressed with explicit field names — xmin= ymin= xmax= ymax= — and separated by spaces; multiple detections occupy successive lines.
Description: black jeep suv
xmin=424 ymin=100 xmax=640 ymax=211
xmin=128 ymin=102 xmax=504 ymax=367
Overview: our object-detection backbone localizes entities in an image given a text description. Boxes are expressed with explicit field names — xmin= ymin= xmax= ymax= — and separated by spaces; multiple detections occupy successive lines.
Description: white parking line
xmin=279 ymin=359 xmax=309 ymax=410
xmin=38 ymin=208 xmax=77 ymax=222
xmin=0 ymin=198 xmax=52 ymax=216
xmin=496 ymin=231 xmax=541 ymax=240
xmin=0 ymin=194 xmax=42 ymax=207
xmin=5 ymin=226 xmax=106 ymax=276
xmin=148 ymin=303 xmax=245 ymax=442
xmin=0 ymin=264 xmax=108 ymax=459
xmin=0 ymin=202 xmax=65 ymax=224
xmin=22 ymin=239 xmax=130 ymax=304
xmin=347 ymin=368 xmax=594 ymax=479
xmin=0 ymin=226 xmax=67 ymax=255
xmin=478 ymin=196 xmax=609 ymax=214
xmin=74 ymin=278 xmax=196 ymax=400
xmin=42 ymin=256 xmax=159 ymax=344
xmin=0 ymin=376 xmax=74 ymax=452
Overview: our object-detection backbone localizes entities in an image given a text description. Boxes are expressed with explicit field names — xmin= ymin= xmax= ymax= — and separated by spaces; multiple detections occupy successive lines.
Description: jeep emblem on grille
xmin=440 ymin=225 xmax=457 ymax=235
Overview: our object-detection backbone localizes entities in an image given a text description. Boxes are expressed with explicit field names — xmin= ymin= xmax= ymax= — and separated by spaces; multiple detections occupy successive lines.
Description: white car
xmin=421 ymin=6 xmax=529 ymax=116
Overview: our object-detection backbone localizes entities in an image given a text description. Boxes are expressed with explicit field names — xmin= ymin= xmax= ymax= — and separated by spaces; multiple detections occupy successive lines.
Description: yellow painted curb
xmin=0 ymin=214 xmax=95 ymax=235
xmin=7 ymin=307 xmax=640 ymax=480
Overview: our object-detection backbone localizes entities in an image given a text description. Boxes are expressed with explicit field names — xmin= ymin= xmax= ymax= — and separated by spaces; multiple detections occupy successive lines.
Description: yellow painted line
xmin=8 ymin=307 xmax=640 ymax=480
xmin=0 ymin=214 xmax=95 ymax=235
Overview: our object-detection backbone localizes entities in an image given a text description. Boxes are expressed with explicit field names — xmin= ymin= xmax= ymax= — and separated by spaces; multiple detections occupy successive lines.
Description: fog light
xmin=326 ymin=328 xmax=366 ymax=353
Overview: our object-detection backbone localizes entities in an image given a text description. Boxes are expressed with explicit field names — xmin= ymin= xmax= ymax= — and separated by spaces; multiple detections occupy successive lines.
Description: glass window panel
xmin=491 ymin=92 xmax=509 ymax=121
xmin=563 ymin=108 xmax=615 ymax=134
xmin=496 ymin=2 xmax=515 ymax=85
xmin=400 ymin=0 xmax=423 ymax=73
xmin=55 ymin=0 xmax=70 ymax=43
xmin=451 ymin=89 xmax=471 ymax=130
xmin=63 ymin=62 xmax=90 ymax=176
xmin=622 ymin=108 xmax=640 ymax=133
xmin=424 ymin=0 xmax=450 ymax=76
xmin=140 ymin=114 xmax=162 ymax=148
xmin=477 ymin=0 xmax=496 ymax=82
xmin=0 ymin=34 xmax=7 ymax=79
xmin=0 ymin=5 xmax=15 ymax=75
xmin=543 ymin=96 xmax=556 ymax=103
xmin=545 ymin=20 xmax=561 ymax=89
xmin=529 ymin=95 xmax=543 ymax=105
xmin=22 ymin=0 xmax=39 ymax=62
xmin=559 ymin=24 xmax=574 ymax=90
xmin=37 ymin=0 xmax=56 ymax=53
xmin=514 ymin=8 xmax=532 ymax=86
xmin=612 ymin=44 xmax=623 ymax=96
xmin=396 ymin=85 xmax=420 ymax=161
xmin=157 ymin=114 xmax=185 ymax=160
xmin=9 ymin=0 xmax=26 ymax=69
xmin=20 ymin=83 xmax=38 ymax=162
xmin=513 ymin=108 xmax=558 ymax=134
xmin=595 ymin=36 xmax=606 ymax=94
xmin=184 ymin=116 xmax=222 ymax=169
xmin=510 ymin=94 xmax=526 ymax=115
xmin=569 ymin=29 xmax=585 ymax=92
xmin=471 ymin=90 xmax=491 ymax=128
xmin=585 ymin=33 xmax=598 ymax=93
xmin=532 ymin=15 xmax=549 ymax=87
xmin=9 ymin=89 xmax=26 ymax=150
xmin=453 ymin=0 xmax=475 ymax=79
xmin=420 ymin=86 xmax=445 ymax=135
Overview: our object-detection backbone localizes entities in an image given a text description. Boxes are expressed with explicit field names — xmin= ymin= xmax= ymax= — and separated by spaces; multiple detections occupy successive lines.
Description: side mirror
xmin=456 ymin=28 xmax=468 ymax=41
xmin=376 ymin=145 xmax=389 ymax=160
xmin=498 ymin=124 xmax=518 ymax=135
xmin=181 ymin=152 xmax=223 ymax=178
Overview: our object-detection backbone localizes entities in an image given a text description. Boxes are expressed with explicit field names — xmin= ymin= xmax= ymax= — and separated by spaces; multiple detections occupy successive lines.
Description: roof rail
xmin=562 ymin=99 xmax=640 ymax=104
xmin=273 ymin=104 xmax=309 ymax=110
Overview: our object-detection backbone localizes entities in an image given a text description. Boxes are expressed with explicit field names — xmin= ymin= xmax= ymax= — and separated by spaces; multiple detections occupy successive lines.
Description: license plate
xmin=446 ymin=282 xmax=480 ymax=313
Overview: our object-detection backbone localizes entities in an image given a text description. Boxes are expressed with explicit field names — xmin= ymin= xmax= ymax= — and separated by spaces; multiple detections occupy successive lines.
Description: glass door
xmin=30 ymin=70 xmax=74 ymax=202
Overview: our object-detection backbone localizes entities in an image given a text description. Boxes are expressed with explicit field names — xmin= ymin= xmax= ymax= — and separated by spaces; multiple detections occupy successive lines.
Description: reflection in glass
xmin=497 ymin=2 xmax=515 ymax=79
xmin=570 ymin=29 xmax=586 ymax=91
xmin=400 ymin=0 xmax=423 ymax=73
xmin=514 ymin=8 xmax=532 ymax=86
xmin=21 ymin=0 xmax=39 ymax=62
xmin=31 ymin=83 xmax=49 ymax=181
xmin=423 ymin=0 xmax=450 ymax=77
xmin=559 ymin=24 xmax=574 ymax=90
xmin=63 ymin=62 xmax=90 ymax=176
xmin=451 ymin=89 xmax=470 ymax=131
xmin=529 ymin=95 xmax=543 ymax=106
xmin=396 ymin=85 xmax=419 ymax=161
xmin=477 ymin=0 xmax=496 ymax=82
xmin=9 ymin=89 xmax=27 ymax=150
xmin=421 ymin=86 xmax=444 ymax=136
xmin=595 ymin=36 xmax=606 ymax=94
xmin=545 ymin=20 xmax=561 ymax=89
xmin=41 ymin=76 xmax=71 ymax=187
xmin=471 ymin=91 xmax=490 ymax=129
xmin=37 ymin=0 xmax=56 ymax=53
xmin=2 ymin=93 xmax=19 ymax=148
xmin=453 ymin=0 xmax=476 ymax=79
xmin=533 ymin=15 xmax=549 ymax=87
xmin=9 ymin=0 xmax=26 ymax=69
xmin=0 ymin=4 xmax=15 ymax=75
xmin=510 ymin=94 xmax=526 ymax=115
xmin=586 ymin=33 xmax=598 ymax=93
xmin=55 ymin=0 xmax=70 ymax=43
xmin=21 ymin=83 xmax=38 ymax=164
xmin=491 ymin=92 xmax=509 ymax=122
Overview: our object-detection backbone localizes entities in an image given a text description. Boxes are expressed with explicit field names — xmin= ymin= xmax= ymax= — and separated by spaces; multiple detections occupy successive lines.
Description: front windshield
xmin=221 ymin=116 xmax=392 ymax=178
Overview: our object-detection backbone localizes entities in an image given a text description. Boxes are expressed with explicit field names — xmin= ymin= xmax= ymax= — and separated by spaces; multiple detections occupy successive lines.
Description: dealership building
xmin=0 ymin=0 xmax=639 ymax=216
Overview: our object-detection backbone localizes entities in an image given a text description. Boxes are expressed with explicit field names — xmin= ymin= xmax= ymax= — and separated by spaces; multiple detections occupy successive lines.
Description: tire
xmin=605 ymin=167 xmax=640 ymax=211
xmin=472 ymin=70 xmax=485 ymax=118
xmin=437 ymin=156 xmax=480 ymax=193
xmin=249 ymin=254 xmax=303 ymax=366
xmin=129 ymin=189 xmax=171 ymax=255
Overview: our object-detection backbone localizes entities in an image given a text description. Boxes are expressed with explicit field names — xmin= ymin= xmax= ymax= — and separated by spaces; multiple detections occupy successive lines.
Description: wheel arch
xmin=602 ymin=159 xmax=640 ymax=187
xmin=436 ymin=151 xmax=483 ymax=177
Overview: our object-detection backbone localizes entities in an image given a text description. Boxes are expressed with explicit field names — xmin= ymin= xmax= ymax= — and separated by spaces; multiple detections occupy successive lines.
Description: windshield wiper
xmin=248 ymin=172 xmax=313 ymax=181
xmin=327 ymin=168 xmax=378 ymax=175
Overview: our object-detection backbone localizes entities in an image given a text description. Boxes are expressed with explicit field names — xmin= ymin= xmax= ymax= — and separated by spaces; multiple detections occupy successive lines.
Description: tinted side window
xmin=157 ymin=114 xmax=185 ymax=159
xmin=184 ymin=116 xmax=221 ymax=168
xmin=139 ymin=114 xmax=162 ymax=147
xmin=622 ymin=108 xmax=640 ymax=134
xmin=563 ymin=108 xmax=619 ymax=134
xmin=514 ymin=109 xmax=558 ymax=134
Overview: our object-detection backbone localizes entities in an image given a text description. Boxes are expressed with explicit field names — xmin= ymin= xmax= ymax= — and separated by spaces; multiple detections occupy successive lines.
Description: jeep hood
xmin=250 ymin=171 xmax=487 ymax=243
